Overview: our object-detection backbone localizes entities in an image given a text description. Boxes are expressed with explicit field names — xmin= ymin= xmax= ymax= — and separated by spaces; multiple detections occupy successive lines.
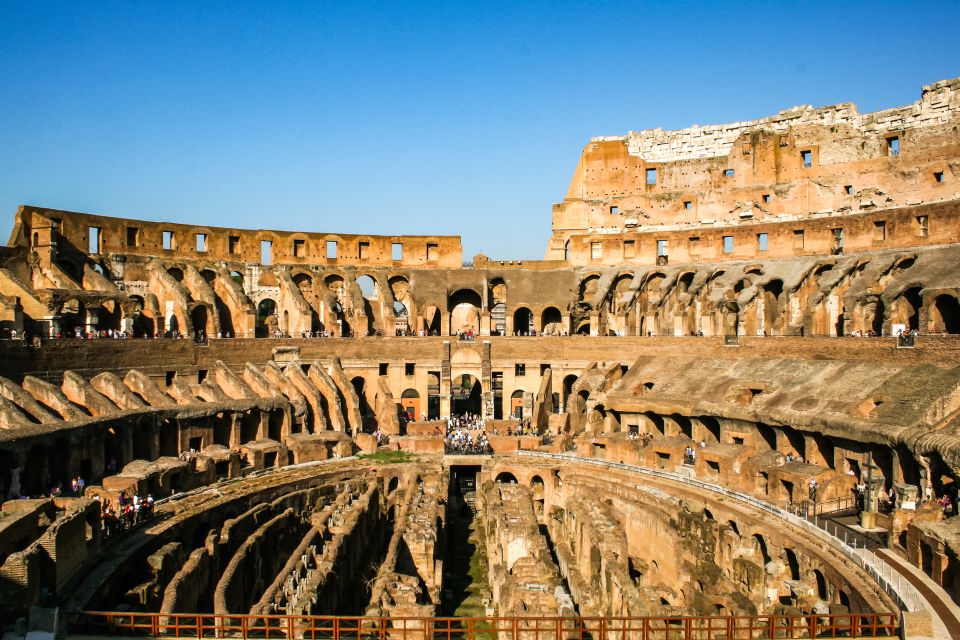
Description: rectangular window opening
xmin=293 ymin=239 xmax=305 ymax=258
xmin=723 ymin=168 xmax=735 ymax=177
xmin=196 ymin=233 xmax=207 ymax=253
xmin=392 ymin=242 xmax=403 ymax=261
xmin=87 ymin=227 xmax=101 ymax=254
xmin=688 ymin=237 xmax=700 ymax=255
xmin=873 ymin=220 xmax=886 ymax=241
xmin=591 ymin=242 xmax=602 ymax=260
xmin=934 ymin=171 xmax=945 ymax=183
xmin=762 ymin=194 xmax=771 ymax=204
xmin=197 ymin=369 xmax=208 ymax=384
xmin=610 ymin=205 xmax=620 ymax=215
xmin=917 ymin=215 xmax=929 ymax=237
xmin=540 ymin=363 xmax=549 ymax=376
xmin=228 ymin=236 xmax=240 ymax=254
xmin=722 ymin=236 xmax=734 ymax=254
xmin=656 ymin=239 xmax=668 ymax=257
xmin=645 ymin=168 xmax=657 ymax=185
xmin=757 ymin=233 xmax=768 ymax=251
xmin=326 ymin=240 xmax=337 ymax=259
xmin=162 ymin=230 xmax=174 ymax=251
xmin=404 ymin=362 xmax=415 ymax=376
xmin=831 ymin=228 xmax=844 ymax=254
xmin=793 ymin=229 xmax=805 ymax=249
xmin=887 ymin=136 xmax=900 ymax=157
xmin=379 ymin=363 xmax=388 ymax=376
xmin=358 ymin=241 xmax=369 ymax=260
xmin=683 ymin=201 xmax=692 ymax=210
xmin=261 ymin=240 xmax=272 ymax=265
xmin=623 ymin=240 xmax=636 ymax=259
xmin=801 ymin=150 xmax=813 ymax=168
xmin=515 ymin=363 xmax=526 ymax=376
xmin=844 ymin=185 xmax=854 ymax=195
xmin=126 ymin=226 xmax=139 ymax=247
xmin=426 ymin=243 xmax=439 ymax=261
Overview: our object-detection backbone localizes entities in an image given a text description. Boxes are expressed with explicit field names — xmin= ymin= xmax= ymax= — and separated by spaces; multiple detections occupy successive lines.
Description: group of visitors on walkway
xmin=97 ymin=491 xmax=155 ymax=538
xmin=444 ymin=413 xmax=491 ymax=454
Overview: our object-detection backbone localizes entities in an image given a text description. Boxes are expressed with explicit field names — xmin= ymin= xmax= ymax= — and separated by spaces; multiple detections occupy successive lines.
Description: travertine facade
xmin=2 ymin=77 xmax=960 ymax=636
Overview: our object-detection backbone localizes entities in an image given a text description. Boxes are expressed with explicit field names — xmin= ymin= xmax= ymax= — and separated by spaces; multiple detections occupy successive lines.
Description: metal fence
xmin=68 ymin=612 xmax=900 ymax=640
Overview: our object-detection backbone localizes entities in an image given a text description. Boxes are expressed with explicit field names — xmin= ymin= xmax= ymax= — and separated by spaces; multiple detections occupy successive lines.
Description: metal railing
xmin=68 ymin=612 xmax=900 ymax=640
xmin=517 ymin=452 xmax=923 ymax=613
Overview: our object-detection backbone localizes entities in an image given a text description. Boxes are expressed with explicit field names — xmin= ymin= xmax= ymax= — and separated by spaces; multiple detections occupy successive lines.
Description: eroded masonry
xmin=2 ymin=77 xmax=960 ymax=638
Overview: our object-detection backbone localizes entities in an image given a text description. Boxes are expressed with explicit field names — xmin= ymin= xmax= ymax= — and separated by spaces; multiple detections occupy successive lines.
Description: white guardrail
xmin=517 ymin=451 xmax=924 ymax=613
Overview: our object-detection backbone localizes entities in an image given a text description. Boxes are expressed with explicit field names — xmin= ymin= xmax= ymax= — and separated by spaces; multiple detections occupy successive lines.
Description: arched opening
xmin=451 ymin=374 xmax=482 ymax=416
xmin=422 ymin=305 xmax=442 ymax=336
xmin=814 ymin=569 xmax=828 ymax=600
xmin=752 ymin=534 xmax=771 ymax=565
xmin=562 ymin=375 xmax=578 ymax=413
xmin=530 ymin=475 xmax=545 ymax=499
xmin=393 ymin=300 xmax=409 ymax=334
xmin=513 ymin=307 xmax=533 ymax=335
xmin=400 ymin=388 xmax=420 ymax=423
xmin=784 ymin=548 xmax=801 ymax=581
xmin=541 ymin=307 xmax=563 ymax=335
xmin=357 ymin=274 xmax=378 ymax=299
xmin=700 ymin=416 xmax=721 ymax=443
xmin=190 ymin=305 xmax=209 ymax=339
xmin=351 ymin=377 xmax=375 ymax=432
xmin=449 ymin=289 xmax=482 ymax=335
xmin=256 ymin=299 xmax=278 ymax=337
xmin=871 ymin=297 xmax=885 ymax=336
xmin=203 ymin=269 xmax=235 ymax=337
xmin=896 ymin=287 xmax=923 ymax=331
xmin=357 ymin=274 xmax=378 ymax=335
xmin=128 ymin=295 xmax=155 ymax=338
xmin=510 ymin=390 xmax=525 ymax=419
xmin=495 ymin=472 xmax=517 ymax=484
xmin=427 ymin=372 xmax=441 ymax=420
xmin=489 ymin=279 xmax=507 ymax=335
xmin=575 ymin=322 xmax=591 ymax=335
xmin=932 ymin=295 xmax=960 ymax=334
xmin=167 ymin=267 xmax=184 ymax=282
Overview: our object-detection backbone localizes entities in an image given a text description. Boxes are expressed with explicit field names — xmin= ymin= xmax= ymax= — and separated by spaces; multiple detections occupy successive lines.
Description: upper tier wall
xmin=546 ymin=77 xmax=960 ymax=259
xmin=13 ymin=206 xmax=463 ymax=269
xmin=613 ymin=77 xmax=960 ymax=163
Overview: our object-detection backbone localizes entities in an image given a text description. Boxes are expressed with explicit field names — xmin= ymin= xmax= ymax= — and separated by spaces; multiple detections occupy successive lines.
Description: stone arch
xmin=448 ymin=289 xmax=481 ymax=335
xmin=422 ymin=305 xmax=441 ymax=335
xmin=510 ymin=389 xmax=525 ymax=419
xmin=495 ymin=471 xmax=518 ymax=484
xmin=351 ymin=376 xmax=375 ymax=431
xmin=451 ymin=373 xmax=482 ymax=416
xmin=513 ymin=306 xmax=533 ymax=334
xmin=892 ymin=286 xmax=923 ymax=332
xmin=190 ymin=304 xmax=212 ymax=338
xmin=357 ymin=274 xmax=378 ymax=299
xmin=400 ymin=388 xmax=420 ymax=422
xmin=930 ymin=294 xmax=960 ymax=334
xmin=541 ymin=307 xmax=563 ymax=334
xmin=257 ymin=298 xmax=278 ymax=337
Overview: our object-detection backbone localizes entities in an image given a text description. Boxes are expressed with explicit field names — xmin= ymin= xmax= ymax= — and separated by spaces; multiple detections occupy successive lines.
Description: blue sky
xmin=1 ymin=2 xmax=958 ymax=260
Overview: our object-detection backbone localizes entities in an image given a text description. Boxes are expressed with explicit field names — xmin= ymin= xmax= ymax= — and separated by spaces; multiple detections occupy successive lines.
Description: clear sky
xmin=1 ymin=2 xmax=958 ymax=260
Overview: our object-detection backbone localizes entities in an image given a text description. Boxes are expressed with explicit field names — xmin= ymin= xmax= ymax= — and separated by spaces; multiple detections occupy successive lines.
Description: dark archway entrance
xmin=451 ymin=374 xmax=481 ymax=416
xmin=256 ymin=299 xmax=277 ymax=337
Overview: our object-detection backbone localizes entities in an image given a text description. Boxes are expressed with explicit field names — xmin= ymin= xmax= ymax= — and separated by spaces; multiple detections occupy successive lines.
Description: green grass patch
xmin=359 ymin=450 xmax=417 ymax=464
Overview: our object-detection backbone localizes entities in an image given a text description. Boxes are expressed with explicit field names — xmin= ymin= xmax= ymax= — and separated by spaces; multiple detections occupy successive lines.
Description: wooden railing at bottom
xmin=69 ymin=612 xmax=900 ymax=639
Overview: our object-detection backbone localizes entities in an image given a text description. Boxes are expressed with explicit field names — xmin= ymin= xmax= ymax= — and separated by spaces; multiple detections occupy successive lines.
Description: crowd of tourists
xmin=444 ymin=413 xmax=491 ymax=454
xmin=97 ymin=491 xmax=155 ymax=538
